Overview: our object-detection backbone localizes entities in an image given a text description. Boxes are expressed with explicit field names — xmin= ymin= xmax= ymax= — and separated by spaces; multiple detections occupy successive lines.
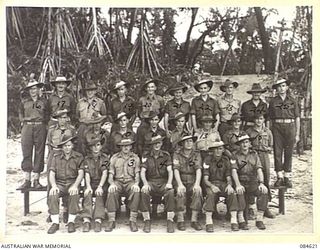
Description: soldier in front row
xmin=140 ymin=135 xmax=175 ymax=233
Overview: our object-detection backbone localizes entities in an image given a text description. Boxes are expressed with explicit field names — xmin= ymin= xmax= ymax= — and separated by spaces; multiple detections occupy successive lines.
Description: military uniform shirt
xmin=141 ymin=149 xmax=172 ymax=180
xmin=246 ymin=127 xmax=273 ymax=152
xmin=138 ymin=95 xmax=164 ymax=119
xmin=232 ymin=150 xmax=262 ymax=183
xmin=190 ymin=95 xmax=220 ymax=121
xmin=164 ymin=99 xmax=190 ymax=119
xmin=203 ymin=155 xmax=231 ymax=182
xmin=195 ymin=128 xmax=221 ymax=151
xmin=47 ymin=124 xmax=75 ymax=149
xmin=222 ymin=129 xmax=245 ymax=152
xmin=268 ymin=95 xmax=300 ymax=119
xmin=77 ymin=97 xmax=107 ymax=123
xmin=19 ymin=97 xmax=49 ymax=122
xmin=109 ymin=129 xmax=136 ymax=154
xmin=217 ymin=95 xmax=241 ymax=122
xmin=109 ymin=152 xmax=140 ymax=180
xmin=108 ymin=96 xmax=137 ymax=120
xmin=48 ymin=92 xmax=76 ymax=120
xmin=81 ymin=152 xmax=110 ymax=184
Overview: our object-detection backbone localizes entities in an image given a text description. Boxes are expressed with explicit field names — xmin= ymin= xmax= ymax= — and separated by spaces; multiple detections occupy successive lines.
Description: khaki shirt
xmin=109 ymin=151 xmax=140 ymax=181
xmin=76 ymin=97 xmax=106 ymax=123
xmin=218 ymin=95 xmax=241 ymax=122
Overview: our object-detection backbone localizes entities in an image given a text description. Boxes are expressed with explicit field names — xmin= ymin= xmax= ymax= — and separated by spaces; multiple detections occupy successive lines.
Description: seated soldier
xmin=231 ymin=134 xmax=269 ymax=230
xmin=202 ymin=140 xmax=244 ymax=232
xmin=104 ymin=138 xmax=141 ymax=232
xmin=109 ymin=112 xmax=136 ymax=155
xmin=222 ymin=113 xmax=245 ymax=153
xmin=169 ymin=112 xmax=190 ymax=154
xmin=140 ymin=135 xmax=175 ymax=233
xmin=81 ymin=133 xmax=110 ymax=233
xmin=173 ymin=134 xmax=203 ymax=231
xmin=47 ymin=134 xmax=84 ymax=234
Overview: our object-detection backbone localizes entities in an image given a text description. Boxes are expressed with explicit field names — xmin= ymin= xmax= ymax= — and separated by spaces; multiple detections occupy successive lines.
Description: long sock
xmin=191 ymin=210 xmax=199 ymax=222
xmin=95 ymin=218 xmax=102 ymax=223
xmin=51 ymin=214 xmax=59 ymax=224
xmin=33 ymin=172 xmax=40 ymax=180
xmin=167 ymin=211 xmax=175 ymax=222
xmin=176 ymin=211 xmax=184 ymax=222
xmin=205 ymin=212 xmax=213 ymax=225
xmin=230 ymin=211 xmax=237 ymax=224
xmin=284 ymin=172 xmax=292 ymax=178
xmin=67 ymin=214 xmax=76 ymax=223
xmin=129 ymin=211 xmax=138 ymax=222
xmin=24 ymin=172 xmax=31 ymax=181
xmin=277 ymin=171 xmax=284 ymax=178
xmin=237 ymin=211 xmax=245 ymax=223
xmin=256 ymin=210 xmax=264 ymax=222
xmin=107 ymin=212 xmax=116 ymax=222
xmin=142 ymin=211 xmax=150 ymax=221
xmin=83 ymin=217 xmax=90 ymax=223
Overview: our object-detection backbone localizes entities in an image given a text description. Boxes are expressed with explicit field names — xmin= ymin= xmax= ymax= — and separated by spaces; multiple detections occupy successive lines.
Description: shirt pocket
xmin=126 ymin=158 xmax=137 ymax=177
xmin=66 ymin=160 xmax=78 ymax=179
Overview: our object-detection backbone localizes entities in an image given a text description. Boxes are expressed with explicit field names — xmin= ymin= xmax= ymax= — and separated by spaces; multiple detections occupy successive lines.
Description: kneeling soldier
xmin=105 ymin=138 xmax=141 ymax=232
xmin=173 ymin=134 xmax=203 ymax=231
xmin=203 ymin=140 xmax=244 ymax=232
xmin=232 ymin=134 xmax=269 ymax=230
xmin=140 ymin=135 xmax=175 ymax=233
xmin=47 ymin=134 xmax=84 ymax=234
xmin=82 ymin=133 xmax=110 ymax=232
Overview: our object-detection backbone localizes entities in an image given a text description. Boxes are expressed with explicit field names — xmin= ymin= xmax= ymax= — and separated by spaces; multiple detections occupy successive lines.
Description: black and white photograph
xmin=3 ymin=2 xmax=318 ymax=246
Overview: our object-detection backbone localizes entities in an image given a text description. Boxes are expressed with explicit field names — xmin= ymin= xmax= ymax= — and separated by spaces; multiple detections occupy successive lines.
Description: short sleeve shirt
xmin=218 ymin=95 xmax=241 ymax=122
xmin=241 ymin=99 xmax=269 ymax=122
xmin=222 ymin=129 xmax=244 ymax=153
xmin=195 ymin=128 xmax=221 ymax=151
xmin=47 ymin=124 xmax=75 ymax=149
xmin=203 ymin=155 xmax=231 ymax=182
xmin=268 ymin=95 xmax=300 ymax=119
xmin=48 ymin=92 xmax=76 ymax=119
xmin=164 ymin=99 xmax=190 ymax=119
xmin=173 ymin=149 xmax=202 ymax=184
xmin=232 ymin=150 xmax=262 ymax=183
xmin=81 ymin=153 xmax=110 ymax=183
xmin=246 ymin=127 xmax=273 ymax=152
xmin=190 ymin=95 xmax=220 ymax=120
xmin=141 ymin=150 xmax=172 ymax=180
xmin=19 ymin=97 xmax=49 ymax=122
xmin=49 ymin=151 xmax=84 ymax=183
xmin=109 ymin=129 xmax=136 ymax=154
xmin=109 ymin=152 xmax=140 ymax=180
xmin=77 ymin=97 xmax=107 ymax=123
xmin=108 ymin=96 xmax=137 ymax=120
xmin=138 ymin=95 xmax=164 ymax=119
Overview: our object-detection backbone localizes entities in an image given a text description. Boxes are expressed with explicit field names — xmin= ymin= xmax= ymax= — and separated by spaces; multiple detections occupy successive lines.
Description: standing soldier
xmin=217 ymin=79 xmax=241 ymax=137
xmin=173 ymin=134 xmax=203 ymax=231
xmin=241 ymin=83 xmax=269 ymax=131
xmin=202 ymin=140 xmax=245 ymax=232
xmin=18 ymin=79 xmax=49 ymax=189
xmin=268 ymin=79 xmax=300 ymax=188
xmin=76 ymin=81 xmax=107 ymax=156
xmin=82 ymin=133 xmax=109 ymax=233
xmin=48 ymin=76 xmax=76 ymax=126
xmin=222 ymin=113 xmax=245 ymax=153
xmin=246 ymin=113 xmax=275 ymax=219
xmin=140 ymin=135 xmax=175 ymax=233
xmin=47 ymin=134 xmax=84 ymax=234
xmin=109 ymin=112 xmax=136 ymax=155
xmin=190 ymin=79 xmax=220 ymax=131
xmin=107 ymin=80 xmax=137 ymax=133
xmin=104 ymin=138 xmax=141 ymax=232
xmin=232 ymin=134 xmax=269 ymax=230
xmin=163 ymin=81 xmax=190 ymax=136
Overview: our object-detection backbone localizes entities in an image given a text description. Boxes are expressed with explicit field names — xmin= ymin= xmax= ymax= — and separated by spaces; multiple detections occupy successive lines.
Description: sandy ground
xmin=5 ymin=74 xmax=313 ymax=235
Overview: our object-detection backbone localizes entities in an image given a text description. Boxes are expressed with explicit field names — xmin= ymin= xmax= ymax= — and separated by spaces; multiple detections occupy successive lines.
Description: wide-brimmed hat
xmin=117 ymin=138 xmax=135 ymax=146
xmin=85 ymin=112 xmax=107 ymax=124
xmin=235 ymin=134 xmax=251 ymax=145
xmin=52 ymin=109 xmax=69 ymax=119
xmin=114 ymin=112 xmax=128 ymax=123
xmin=86 ymin=133 xmax=105 ymax=146
xmin=228 ymin=113 xmax=242 ymax=124
xmin=200 ymin=115 xmax=215 ymax=123
xmin=178 ymin=134 xmax=198 ymax=145
xmin=146 ymin=134 xmax=165 ymax=145
xmin=220 ymin=79 xmax=239 ymax=92
xmin=57 ymin=134 xmax=77 ymax=147
xmin=247 ymin=83 xmax=267 ymax=94
xmin=141 ymin=78 xmax=162 ymax=91
xmin=208 ymin=139 xmax=225 ymax=149
xmin=50 ymin=75 xmax=72 ymax=87
xmin=272 ymin=78 xmax=289 ymax=89
xmin=170 ymin=112 xmax=188 ymax=121
xmin=24 ymin=80 xmax=44 ymax=90
xmin=83 ymin=81 xmax=98 ymax=91
xmin=112 ymin=80 xmax=128 ymax=92
xmin=167 ymin=82 xmax=188 ymax=96
xmin=194 ymin=79 xmax=213 ymax=92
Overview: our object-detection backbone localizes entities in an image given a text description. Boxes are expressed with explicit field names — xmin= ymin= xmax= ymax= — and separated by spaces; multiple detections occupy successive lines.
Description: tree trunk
xmin=254 ymin=7 xmax=273 ymax=73
xmin=127 ymin=8 xmax=136 ymax=44
xmin=181 ymin=8 xmax=198 ymax=64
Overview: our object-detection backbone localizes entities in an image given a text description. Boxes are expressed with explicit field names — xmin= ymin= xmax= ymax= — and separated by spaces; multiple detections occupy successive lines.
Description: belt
xmin=274 ymin=119 xmax=295 ymax=123
xmin=25 ymin=121 xmax=44 ymax=125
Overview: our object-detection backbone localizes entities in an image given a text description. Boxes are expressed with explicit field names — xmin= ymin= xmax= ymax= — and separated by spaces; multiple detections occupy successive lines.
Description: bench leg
xmin=278 ymin=189 xmax=285 ymax=215
xmin=24 ymin=192 xmax=30 ymax=216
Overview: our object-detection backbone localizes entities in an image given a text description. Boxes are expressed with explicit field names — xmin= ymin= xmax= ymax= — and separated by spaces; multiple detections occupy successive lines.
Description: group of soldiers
xmin=17 ymin=75 xmax=300 ymax=234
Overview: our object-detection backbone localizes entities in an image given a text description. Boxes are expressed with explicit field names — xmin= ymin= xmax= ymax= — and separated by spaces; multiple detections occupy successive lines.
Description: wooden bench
xmin=270 ymin=186 xmax=287 ymax=215
xmin=17 ymin=186 xmax=48 ymax=216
